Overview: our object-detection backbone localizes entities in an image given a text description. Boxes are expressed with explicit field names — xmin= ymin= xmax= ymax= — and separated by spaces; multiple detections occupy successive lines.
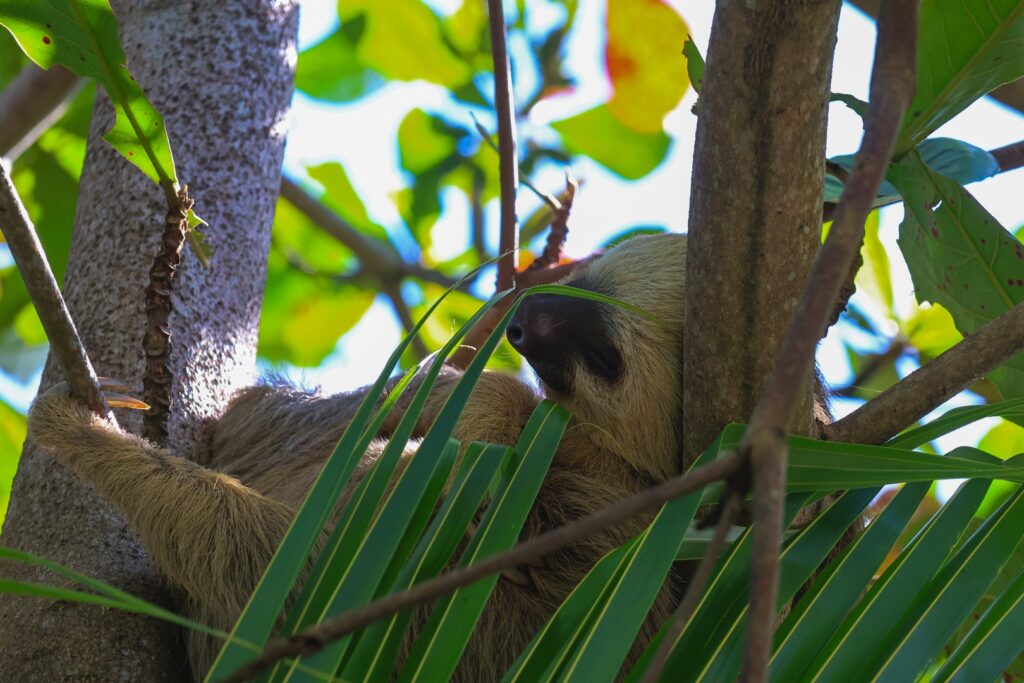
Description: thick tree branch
xmin=826 ymin=301 xmax=1024 ymax=445
xmin=738 ymin=2 xmax=918 ymax=680
xmin=486 ymin=0 xmax=519 ymax=292
xmin=0 ymin=161 xmax=110 ymax=417
xmin=221 ymin=450 xmax=740 ymax=682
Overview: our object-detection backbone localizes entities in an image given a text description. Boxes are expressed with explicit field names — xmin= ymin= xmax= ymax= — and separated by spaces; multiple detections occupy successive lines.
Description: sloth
xmin=27 ymin=231 xmax=690 ymax=681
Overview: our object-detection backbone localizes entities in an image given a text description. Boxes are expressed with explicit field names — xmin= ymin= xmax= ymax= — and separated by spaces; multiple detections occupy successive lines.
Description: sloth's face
xmin=507 ymin=232 xmax=686 ymax=480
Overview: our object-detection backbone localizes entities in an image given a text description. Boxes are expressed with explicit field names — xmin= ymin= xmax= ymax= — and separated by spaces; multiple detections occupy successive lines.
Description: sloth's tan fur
xmin=28 ymin=232 xmax=689 ymax=681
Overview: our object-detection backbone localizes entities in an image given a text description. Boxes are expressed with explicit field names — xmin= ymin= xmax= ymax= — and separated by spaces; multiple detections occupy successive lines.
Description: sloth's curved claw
xmin=44 ymin=377 xmax=150 ymax=410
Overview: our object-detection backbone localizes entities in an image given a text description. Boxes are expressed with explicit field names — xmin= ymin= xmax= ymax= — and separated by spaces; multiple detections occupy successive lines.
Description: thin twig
xmin=279 ymin=176 xmax=464 ymax=292
xmin=0 ymin=161 xmax=111 ymax=418
xmin=486 ymin=0 xmax=520 ymax=292
xmin=526 ymin=170 xmax=576 ymax=272
xmin=640 ymin=490 xmax=742 ymax=683
xmin=826 ymin=301 xmax=1024 ymax=445
xmin=737 ymin=2 xmax=919 ymax=680
xmin=469 ymin=112 xmax=559 ymax=208
xmin=221 ymin=451 xmax=741 ymax=682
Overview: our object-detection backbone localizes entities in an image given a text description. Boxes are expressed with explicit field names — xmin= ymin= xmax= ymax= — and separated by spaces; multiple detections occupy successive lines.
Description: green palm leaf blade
xmin=888 ymin=398 xmax=1024 ymax=449
xmin=873 ymin=485 xmax=1024 ymax=682
xmin=626 ymin=494 xmax=815 ymax=683
xmin=770 ymin=481 xmax=929 ymax=680
xmin=805 ymin=476 xmax=990 ymax=682
xmin=897 ymin=0 xmax=1024 ymax=154
xmin=501 ymin=541 xmax=639 ymax=683
xmin=278 ymin=437 xmax=460 ymax=682
xmin=397 ymin=400 xmax=570 ymax=683
xmin=206 ymin=279 xmax=489 ymax=681
xmin=344 ymin=443 xmax=511 ymax=683
xmin=932 ymin=566 xmax=1024 ymax=682
xmin=556 ymin=456 xmax=712 ymax=682
xmin=690 ymin=488 xmax=878 ymax=683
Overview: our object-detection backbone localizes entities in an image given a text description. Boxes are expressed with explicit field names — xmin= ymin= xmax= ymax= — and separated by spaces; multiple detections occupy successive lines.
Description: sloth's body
xmin=28 ymin=232 xmax=688 ymax=681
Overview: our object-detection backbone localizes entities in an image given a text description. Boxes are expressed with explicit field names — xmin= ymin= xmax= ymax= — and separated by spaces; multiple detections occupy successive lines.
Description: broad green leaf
xmin=398 ymin=401 xmax=569 ymax=683
xmin=932 ymin=566 xmax=1024 ymax=682
xmin=552 ymin=105 xmax=671 ymax=180
xmin=892 ymin=152 xmax=1024 ymax=399
xmin=398 ymin=109 xmax=457 ymax=175
xmin=830 ymin=92 xmax=868 ymax=118
xmin=805 ymin=476 xmax=990 ymax=681
xmin=296 ymin=16 xmax=382 ymax=103
xmin=903 ymin=302 xmax=962 ymax=359
xmin=338 ymin=0 xmax=471 ymax=88
xmin=855 ymin=210 xmax=893 ymax=313
xmin=897 ymin=0 xmax=1024 ymax=153
xmin=306 ymin=162 xmax=391 ymax=243
xmin=823 ymin=137 xmax=998 ymax=205
xmin=605 ymin=0 xmax=689 ymax=133
xmin=873 ymin=485 xmax=1024 ymax=681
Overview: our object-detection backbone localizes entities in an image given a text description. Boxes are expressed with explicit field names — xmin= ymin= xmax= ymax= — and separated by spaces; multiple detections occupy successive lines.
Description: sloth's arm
xmin=26 ymin=392 xmax=294 ymax=618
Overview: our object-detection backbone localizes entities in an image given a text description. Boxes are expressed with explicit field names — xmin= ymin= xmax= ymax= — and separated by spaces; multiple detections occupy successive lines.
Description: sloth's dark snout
xmin=507 ymin=292 xmax=624 ymax=392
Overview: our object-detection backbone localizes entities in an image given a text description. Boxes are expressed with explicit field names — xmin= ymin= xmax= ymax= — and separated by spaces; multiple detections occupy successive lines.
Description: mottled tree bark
xmin=0 ymin=1 xmax=298 ymax=679
xmin=682 ymin=0 xmax=842 ymax=467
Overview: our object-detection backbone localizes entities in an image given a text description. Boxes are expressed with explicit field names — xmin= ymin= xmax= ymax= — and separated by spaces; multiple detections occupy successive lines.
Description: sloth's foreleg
xmin=26 ymin=389 xmax=294 ymax=618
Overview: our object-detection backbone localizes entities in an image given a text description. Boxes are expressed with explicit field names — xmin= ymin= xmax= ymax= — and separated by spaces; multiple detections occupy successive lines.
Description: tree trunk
xmin=0 ymin=1 xmax=298 ymax=679
xmin=682 ymin=0 xmax=842 ymax=467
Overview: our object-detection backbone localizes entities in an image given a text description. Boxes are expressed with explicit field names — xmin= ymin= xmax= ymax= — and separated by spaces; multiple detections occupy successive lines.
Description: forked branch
xmin=738 ymin=1 xmax=919 ymax=679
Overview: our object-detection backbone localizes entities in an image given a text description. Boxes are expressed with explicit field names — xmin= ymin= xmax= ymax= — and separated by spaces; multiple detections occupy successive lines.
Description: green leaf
xmin=889 ymin=398 xmax=1024 ymax=449
xmin=823 ymin=137 xmax=998 ymax=206
xmin=0 ymin=399 xmax=25 ymax=528
xmin=552 ymin=105 xmax=671 ymax=180
xmin=398 ymin=109 xmax=458 ymax=175
xmin=897 ymin=0 xmax=1024 ymax=154
xmin=891 ymin=152 xmax=1024 ymax=399
xmin=338 ymin=0 xmax=471 ymax=88
xmin=0 ymin=0 xmax=205 ymax=239
xmin=296 ymin=17 xmax=383 ymax=103
xmin=855 ymin=210 xmax=893 ymax=313
xmin=830 ymin=92 xmax=868 ymax=118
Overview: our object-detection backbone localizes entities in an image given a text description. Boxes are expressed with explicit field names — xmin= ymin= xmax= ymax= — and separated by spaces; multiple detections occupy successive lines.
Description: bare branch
xmin=991 ymin=139 xmax=1024 ymax=174
xmin=0 ymin=160 xmax=110 ymax=418
xmin=221 ymin=451 xmax=740 ymax=683
xmin=0 ymin=65 xmax=82 ymax=160
xmin=826 ymin=301 xmax=1024 ymax=445
xmin=279 ymin=175 xmax=463 ymax=292
xmin=525 ymin=170 xmax=576 ymax=272
xmin=738 ymin=1 xmax=919 ymax=679
xmin=486 ymin=0 xmax=519 ymax=291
